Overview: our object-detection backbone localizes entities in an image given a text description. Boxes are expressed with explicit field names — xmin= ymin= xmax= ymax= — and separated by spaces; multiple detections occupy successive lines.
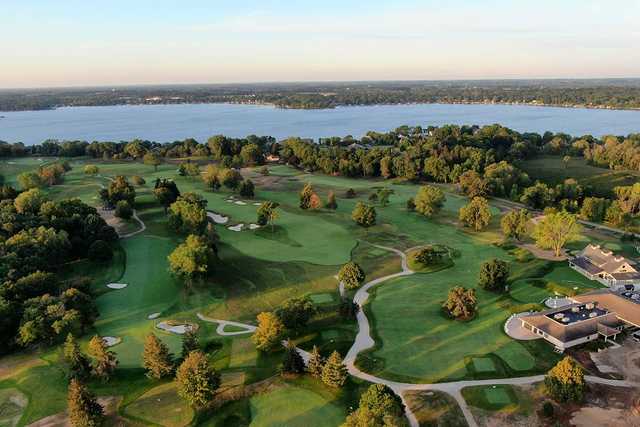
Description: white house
xmin=569 ymin=244 xmax=640 ymax=290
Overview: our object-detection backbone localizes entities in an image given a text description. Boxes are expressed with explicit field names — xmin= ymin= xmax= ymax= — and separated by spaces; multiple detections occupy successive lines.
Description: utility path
xmin=196 ymin=243 xmax=637 ymax=427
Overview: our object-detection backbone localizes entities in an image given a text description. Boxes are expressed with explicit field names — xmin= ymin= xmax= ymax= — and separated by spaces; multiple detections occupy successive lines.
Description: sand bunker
xmin=228 ymin=224 xmax=244 ymax=232
xmin=156 ymin=321 xmax=196 ymax=335
xmin=148 ymin=313 xmax=161 ymax=320
xmin=102 ymin=336 xmax=121 ymax=347
xmin=253 ymin=202 xmax=262 ymax=206
xmin=249 ymin=224 xmax=261 ymax=230
xmin=207 ymin=212 xmax=229 ymax=224
xmin=234 ymin=201 xmax=247 ymax=205
xmin=106 ymin=283 xmax=127 ymax=289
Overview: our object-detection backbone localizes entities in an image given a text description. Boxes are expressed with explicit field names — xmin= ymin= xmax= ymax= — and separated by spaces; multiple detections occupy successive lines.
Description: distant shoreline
xmin=3 ymin=99 xmax=640 ymax=114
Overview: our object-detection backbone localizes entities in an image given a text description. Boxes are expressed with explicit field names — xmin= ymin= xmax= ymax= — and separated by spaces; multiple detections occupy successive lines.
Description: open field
xmin=519 ymin=155 xmax=640 ymax=197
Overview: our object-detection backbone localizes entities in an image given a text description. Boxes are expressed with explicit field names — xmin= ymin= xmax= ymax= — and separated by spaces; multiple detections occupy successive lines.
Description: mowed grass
xmin=124 ymin=382 xmax=194 ymax=427
xmin=248 ymin=383 xmax=346 ymax=427
xmin=403 ymin=390 xmax=468 ymax=427
xmin=520 ymin=156 xmax=640 ymax=197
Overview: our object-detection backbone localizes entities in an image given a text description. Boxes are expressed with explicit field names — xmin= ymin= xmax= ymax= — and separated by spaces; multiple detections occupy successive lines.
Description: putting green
xmin=485 ymin=387 xmax=512 ymax=406
xmin=309 ymin=293 xmax=335 ymax=304
xmin=472 ymin=357 xmax=495 ymax=373
xmin=249 ymin=383 xmax=345 ymax=427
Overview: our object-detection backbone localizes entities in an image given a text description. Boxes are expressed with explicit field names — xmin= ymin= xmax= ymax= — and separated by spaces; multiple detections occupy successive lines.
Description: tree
xmin=579 ymin=197 xmax=609 ymax=222
xmin=168 ymin=234 xmax=216 ymax=286
xmin=309 ymin=192 xmax=322 ymax=209
xmin=321 ymin=351 xmax=348 ymax=388
xmin=442 ymin=286 xmax=477 ymax=320
xmin=168 ymin=194 xmax=208 ymax=235
xmin=306 ymin=345 xmax=325 ymax=378
xmin=67 ymin=379 xmax=104 ymax=427
xmin=343 ymin=384 xmax=406 ymax=427
xmin=114 ymin=200 xmax=133 ymax=219
xmin=107 ymin=176 xmax=136 ymax=207
xmin=406 ymin=197 xmax=415 ymax=211
xmin=338 ymin=262 xmax=366 ymax=290
xmin=614 ymin=183 xmax=640 ymax=216
xmin=88 ymin=240 xmax=113 ymax=262
xmin=299 ymin=183 xmax=314 ymax=209
xmin=562 ymin=155 xmax=571 ymax=169
xmin=459 ymin=196 xmax=492 ymax=231
xmin=501 ymin=209 xmax=530 ymax=241
xmin=201 ymin=165 xmax=221 ymax=191
xmin=239 ymin=179 xmax=255 ymax=198
xmin=14 ymin=188 xmax=46 ymax=214
xmin=281 ymin=341 xmax=305 ymax=375
xmin=257 ymin=201 xmax=279 ymax=232
xmin=154 ymin=178 xmax=180 ymax=213
xmin=326 ymin=191 xmax=338 ymax=209
xmin=219 ymin=168 xmax=243 ymax=191
xmin=178 ymin=162 xmax=200 ymax=178
xmin=412 ymin=246 xmax=446 ymax=266
xmin=83 ymin=165 xmax=99 ymax=175
xmin=181 ymin=330 xmax=200 ymax=359
xmin=88 ymin=335 xmax=118 ymax=381
xmin=520 ymin=182 xmax=554 ymax=210
xmin=377 ymin=188 xmax=394 ymax=207
xmin=142 ymin=333 xmax=174 ymax=379
xmin=63 ymin=334 xmax=92 ymax=380
xmin=345 ymin=188 xmax=356 ymax=199
xmin=532 ymin=211 xmax=582 ymax=257
xmin=458 ymin=170 xmax=488 ymax=198
xmin=351 ymin=202 xmax=376 ymax=229
xmin=478 ymin=259 xmax=509 ymax=292
xmin=175 ymin=351 xmax=220 ymax=408
xmin=252 ymin=312 xmax=285 ymax=351
xmin=143 ymin=152 xmax=162 ymax=171
xmin=544 ymin=357 xmax=585 ymax=403
xmin=414 ymin=185 xmax=445 ymax=218
xmin=131 ymin=175 xmax=145 ymax=186
xmin=17 ymin=172 xmax=42 ymax=190
xmin=275 ymin=296 xmax=316 ymax=331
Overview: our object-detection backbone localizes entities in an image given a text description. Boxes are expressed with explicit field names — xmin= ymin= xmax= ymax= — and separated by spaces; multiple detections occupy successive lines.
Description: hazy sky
xmin=2 ymin=0 xmax=639 ymax=88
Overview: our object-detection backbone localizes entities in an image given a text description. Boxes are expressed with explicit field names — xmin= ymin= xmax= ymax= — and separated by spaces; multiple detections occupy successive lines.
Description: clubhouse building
xmin=568 ymin=244 xmax=640 ymax=290
xmin=518 ymin=289 xmax=640 ymax=351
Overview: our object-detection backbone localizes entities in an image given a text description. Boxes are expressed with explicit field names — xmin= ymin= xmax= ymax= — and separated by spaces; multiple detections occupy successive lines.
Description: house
xmin=569 ymin=244 xmax=640 ymax=290
xmin=518 ymin=289 xmax=640 ymax=351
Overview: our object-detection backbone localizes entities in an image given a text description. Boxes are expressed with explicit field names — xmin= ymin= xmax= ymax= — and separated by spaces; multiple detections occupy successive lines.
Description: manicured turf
xmin=124 ymin=382 xmax=194 ymax=427
xmin=248 ymin=383 xmax=346 ymax=427
xmin=309 ymin=293 xmax=335 ymax=304
xmin=462 ymin=384 xmax=533 ymax=415
xmin=403 ymin=390 xmax=468 ymax=427
xmin=472 ymin=358 xmax=496 ymax=373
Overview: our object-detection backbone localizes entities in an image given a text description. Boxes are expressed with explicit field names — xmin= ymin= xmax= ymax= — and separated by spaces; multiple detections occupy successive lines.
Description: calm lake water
xmin=1 ymin=103 xmax=640 ymax=145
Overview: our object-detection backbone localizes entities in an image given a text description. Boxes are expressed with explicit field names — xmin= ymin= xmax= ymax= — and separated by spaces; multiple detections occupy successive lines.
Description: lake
xmin=1 ymin=103 xmax=640 ymax=145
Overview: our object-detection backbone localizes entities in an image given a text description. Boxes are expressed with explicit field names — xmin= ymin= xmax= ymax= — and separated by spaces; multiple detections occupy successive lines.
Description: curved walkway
xmin=119 ymin=210 xmax=146 ymax=238
xmin=199 ymin=244 xmax=637 ymax=427
xmin=196 ymin=313 xmax=256 ymax=336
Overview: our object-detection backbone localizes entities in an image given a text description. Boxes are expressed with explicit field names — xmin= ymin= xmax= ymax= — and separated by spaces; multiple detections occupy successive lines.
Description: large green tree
xmin=338 ymin=262 xmax=366 ymax=290
xmin=351 ymin=202 xmax=376 ymax=228
xmin=168 ymin=234 xmax=216 ymax=286
xmin=442 ymin=286 xmax=477 ymax=320
xmin=532 ymin=211 xmax=581 ymax=257
xmin=67 ymin=379 xmax=104 ymax=427
xmin=501 ymin=209 xmax=530 ymax=241
xmin=544 ymin=357 xmax=585 ymax=403
xmin=252 ymin=312 xmax=285 ymax=352
xmin=175 ymin=350 xmax=220 ymax=408
xmin=414 ymin=185 xmax=445 ymax=218
xmin=478 ymin=259 xmax=509 ymax=292
xmin=342 ymin=384 xmax=406 ymax=427
xmin=459 ymin=196 xmax=492 ymax=231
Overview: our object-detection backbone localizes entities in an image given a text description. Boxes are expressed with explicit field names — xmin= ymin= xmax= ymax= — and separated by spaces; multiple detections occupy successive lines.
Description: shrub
xmin=114 ymin=200 xmax=133 ymax=219
xmin=478 ymin=259 xmax=509 ymax=292
xmin=131 ymin=175 xmax=146 ymax=185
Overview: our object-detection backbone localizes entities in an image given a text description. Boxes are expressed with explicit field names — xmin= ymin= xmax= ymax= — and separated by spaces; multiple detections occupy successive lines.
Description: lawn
xmin=403 ymin=390 xmax=468 ymax=427
xmin=123 ymin=382 xmax=194 ymax=427
xmin=462 ymin=384 xmax=534 ymax=415
xmin=520 ymin=155 xmax=640 ymax=197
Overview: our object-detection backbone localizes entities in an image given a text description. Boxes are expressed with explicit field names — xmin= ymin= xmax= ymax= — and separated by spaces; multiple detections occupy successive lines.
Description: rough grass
xmin=123 ymin=382 xmax=194 ymax=427
xmin=404 ymin=390 xmax=468 ymax=427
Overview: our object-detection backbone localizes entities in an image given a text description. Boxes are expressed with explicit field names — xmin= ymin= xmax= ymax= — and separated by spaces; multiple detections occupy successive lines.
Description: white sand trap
xmin=148 ymin=312 xmax=161 ymax=320
xmin=234 ymin=201 xmax=247 ymax=205
xmin=207 ymin=212 xmax=229 ymax=224
xmin=156 ymin=321 xmax=195 ymax=335
xmin=249 ymin=224 xmax=261 ymax=230
xmin=228 ymin=224 xmax=244 ymax=232
xmin=102 ymin=336 xmax=121 ymax=347
xmin=225 ymin=199 xmax=235 ymax=203
xmin=253 ymin=202 xmax=262 ymax=206
xmin=106 ymin=283 xmax=127 ymax=289
xmin=7 ymin=161 xmax=16 ymax=165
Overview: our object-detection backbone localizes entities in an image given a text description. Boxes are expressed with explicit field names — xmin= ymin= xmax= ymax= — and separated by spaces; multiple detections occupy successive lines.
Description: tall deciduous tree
xmin=168 ymin=234 xmax=216 ymax=286
xmin=351 ymin=202 xmax=376 ymax=229
xmin=143 ymin=152 xmax=162 ymax=171
xmin=459 ymin=196 xmax=492 ymax=231
xmin=442 ymin=286 xmax=477 ymax=320
xmin=142 ymin=333 xmax=174 ymax=379
xmin=299 ymin=183 xmax=314 ymax=209
xmin=338 ymin=262 xmax=366 ymax=290
xmin=175 ymin=351 xmax=220 ymax=408
xmin=414 ymin=185 xmax=445 ymax=218
xmin=252 ymin=312 xmax=285 ymax=352
xmin=544 ymin=357 xmax=585 ymax=403
xmin=343 ymin=384 xmax=406 ymax=427
xmin=532 ymin=211 xmax=581 ymax=257
xmin=275 ymin=296 xmax=316 ymax=331
xmin=501 ymin=209 xmax=530 ymax=241
xmin=478 ymin=259 xmax=509 ymax=292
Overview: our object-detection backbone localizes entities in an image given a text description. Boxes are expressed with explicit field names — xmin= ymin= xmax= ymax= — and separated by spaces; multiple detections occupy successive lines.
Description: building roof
xmin=521 ymin=303 xmax=620 ymax=343
xmin=572 ymin=289 xmax=640 ymax=327
xmin=576 ymin=244 xmax=637 ymax=275
xmin=571 ymin=256 xmax=602 ymax=275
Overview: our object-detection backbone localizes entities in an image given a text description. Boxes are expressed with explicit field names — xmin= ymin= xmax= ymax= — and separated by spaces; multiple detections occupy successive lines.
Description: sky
xmin=1 ymin=0 xmax=640 ymax=88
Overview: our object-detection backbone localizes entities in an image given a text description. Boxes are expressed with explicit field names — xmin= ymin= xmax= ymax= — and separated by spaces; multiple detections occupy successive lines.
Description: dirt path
xmin=196 ymin=313 xmax=256 ymax=336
